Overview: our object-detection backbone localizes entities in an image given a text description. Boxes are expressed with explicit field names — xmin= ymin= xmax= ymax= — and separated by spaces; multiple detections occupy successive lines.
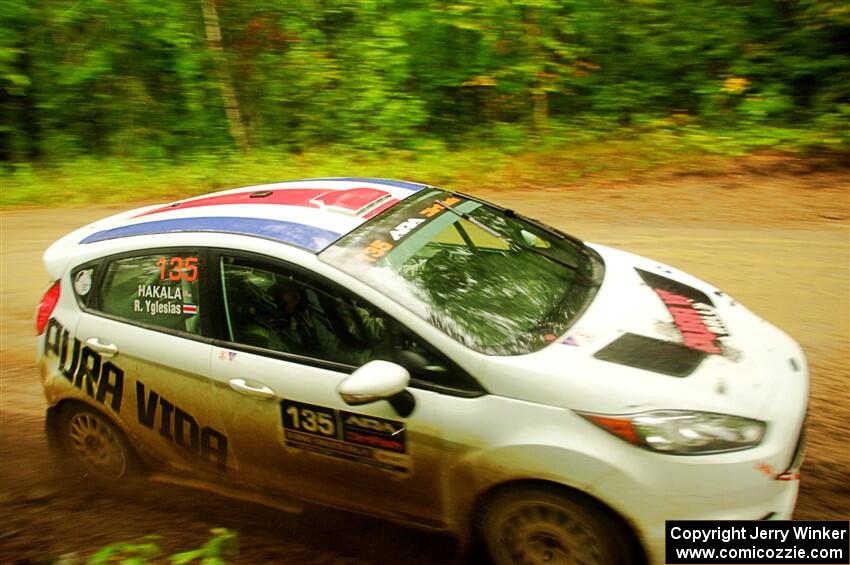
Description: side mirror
xmin=337 ymin=360 xmax=410 ymax=407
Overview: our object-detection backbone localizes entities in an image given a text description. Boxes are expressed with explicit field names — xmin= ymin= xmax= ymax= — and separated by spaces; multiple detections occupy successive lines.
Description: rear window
xmin=95 ymin=253 xmax=201 ymax=334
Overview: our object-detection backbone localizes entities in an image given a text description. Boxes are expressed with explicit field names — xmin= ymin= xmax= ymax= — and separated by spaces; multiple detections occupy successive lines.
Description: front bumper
xmin=636 ymin=475 xmax=800 ymax=564
xmin=590 ymin=335 xmax=808 ymax=565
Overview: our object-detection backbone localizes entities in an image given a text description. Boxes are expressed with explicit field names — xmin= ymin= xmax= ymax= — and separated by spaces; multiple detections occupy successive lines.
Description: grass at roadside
xmin=46 ymin=528 xmax=237 ymax=564
xmin=1 ymin=127 xmax=844 ymax=208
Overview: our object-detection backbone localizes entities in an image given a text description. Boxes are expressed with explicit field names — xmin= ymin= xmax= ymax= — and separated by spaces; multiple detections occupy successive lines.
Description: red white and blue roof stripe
xmin=80 ymin=178 xmax=427 ymax=251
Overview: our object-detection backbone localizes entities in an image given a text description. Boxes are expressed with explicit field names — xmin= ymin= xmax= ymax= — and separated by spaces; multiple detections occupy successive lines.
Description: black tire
xmin=480 ymin=487 xmax=638 ymax=565
xmin=56 ymin=404 xmax=137 ymax=482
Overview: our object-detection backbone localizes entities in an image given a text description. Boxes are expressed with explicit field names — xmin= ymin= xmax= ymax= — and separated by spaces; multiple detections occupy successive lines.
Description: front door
xmin=207 ymin=252 xmax=446 ymax=526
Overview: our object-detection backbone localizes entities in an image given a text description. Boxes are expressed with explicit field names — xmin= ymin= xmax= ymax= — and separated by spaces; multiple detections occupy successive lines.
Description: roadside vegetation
xmin=3 ymin=128 xmax=847 ymax=208
xmin=46 ymin=528 xmax=238 ymax=565
xmin=1 ymin=0 xmax=848 ymax=208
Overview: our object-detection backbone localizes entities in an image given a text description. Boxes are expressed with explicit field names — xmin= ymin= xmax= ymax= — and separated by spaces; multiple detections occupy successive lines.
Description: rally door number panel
xmin=281 ymin=399 xmax=409 ymax=473
xmin=207 ymin=250 xmax=445 ymax=522
xmin=210 ymin=347 xmax=444 ymax=524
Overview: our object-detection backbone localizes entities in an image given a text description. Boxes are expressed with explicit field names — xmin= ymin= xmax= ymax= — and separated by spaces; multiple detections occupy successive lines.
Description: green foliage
xmin=5 ymin=129 xmax=825 ymax=210
xmin=43 ymin=529 xmax=238 ymax=565
xmin=169 ymin=528 xmax=238 ymax=564
xmin=0 ymin=0 xmax=848 ymax=160
xmin=88 ymin=535 xmax=163 ymax=564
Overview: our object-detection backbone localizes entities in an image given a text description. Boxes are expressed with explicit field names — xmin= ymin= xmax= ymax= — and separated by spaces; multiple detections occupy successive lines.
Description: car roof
xmin=78 ymin=178 xmax=428 ymax=252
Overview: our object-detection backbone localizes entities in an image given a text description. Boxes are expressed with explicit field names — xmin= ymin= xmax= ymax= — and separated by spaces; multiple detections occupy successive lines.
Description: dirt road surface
xmin=1 ymin=166 xmax=848 ymax=563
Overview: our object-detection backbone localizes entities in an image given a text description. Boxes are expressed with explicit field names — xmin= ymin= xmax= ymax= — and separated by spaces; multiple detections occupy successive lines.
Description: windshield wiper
xmin=508 ymin=209 xmax=592 ymax=257
xmin=502 ymin=208 xmax=601 ymax=283
xmin=435 ymin=199 xmax=501 ymax=238
xmin=435 ymin=197 xmax=593 ymax=283
xmin=443 ymin=190 xmax=594 ymax=259
xmin=530 ymin=246 xmax=597 ymax=286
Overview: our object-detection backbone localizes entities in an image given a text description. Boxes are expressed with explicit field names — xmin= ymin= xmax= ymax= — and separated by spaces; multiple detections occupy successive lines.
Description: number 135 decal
xmin=284 ymin=402 xmax=335 ymax=436
xmin=156 ymin=256 xmax=199 ymax=282
xmin=280 ymin=399 xmax=409 ymax=473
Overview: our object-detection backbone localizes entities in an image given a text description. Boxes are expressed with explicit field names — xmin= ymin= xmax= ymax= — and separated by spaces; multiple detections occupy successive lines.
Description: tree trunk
xmin=525 ymin=8 xmax=548 ymax=135
xmin=533 ymin=89 xmax=548 ymax=134
xmin=201 ymin=0 xmax=249 ymax=152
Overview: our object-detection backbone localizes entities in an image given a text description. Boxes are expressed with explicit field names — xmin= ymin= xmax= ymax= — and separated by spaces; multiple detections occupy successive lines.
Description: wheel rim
xmin=498 ymin=501 xmax=603 ymax=565
xmin=67 ymin=412 xmax=127 ymax=479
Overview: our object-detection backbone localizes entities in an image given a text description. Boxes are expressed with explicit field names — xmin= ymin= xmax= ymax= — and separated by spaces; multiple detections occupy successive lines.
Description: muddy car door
xmin=207 ymin=252 xmax=458 ymax=527
xmin=72 ymin=249 xmax=231 ymax=477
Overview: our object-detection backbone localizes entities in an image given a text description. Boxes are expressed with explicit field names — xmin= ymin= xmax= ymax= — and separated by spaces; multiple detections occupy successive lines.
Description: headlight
xmin=578 ymin=410 xmax=766 ymax=455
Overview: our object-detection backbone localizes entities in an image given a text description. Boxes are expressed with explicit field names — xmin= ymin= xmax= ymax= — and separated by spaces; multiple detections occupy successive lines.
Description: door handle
xmin=228 ymin=378 xmax=276 ymax=399
xmin=85 ymin=337 xmax=118 ymax=358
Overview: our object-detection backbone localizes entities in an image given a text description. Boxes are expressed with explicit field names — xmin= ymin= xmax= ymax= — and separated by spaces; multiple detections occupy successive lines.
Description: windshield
xmin=320 ymin=189 xmax=604 ymax=355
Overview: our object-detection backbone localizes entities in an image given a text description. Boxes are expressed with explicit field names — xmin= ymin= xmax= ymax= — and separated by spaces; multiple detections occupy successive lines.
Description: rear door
xmin=207 ymin=251 xmax=463 ymax=526
xmin=73 ymin=248 xmax=231 ymax=477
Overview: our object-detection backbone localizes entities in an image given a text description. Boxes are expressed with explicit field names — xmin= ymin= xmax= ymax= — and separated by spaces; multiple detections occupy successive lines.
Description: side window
xmin=219 ymin=256 xmax=485 ymax=394
xmin=220 ymin=257 xmax=388 ymax=366
xmin=96 ymin=253 xmax=201 ymax=335
xmin=387 ymin=324 xmax=483 ymax=393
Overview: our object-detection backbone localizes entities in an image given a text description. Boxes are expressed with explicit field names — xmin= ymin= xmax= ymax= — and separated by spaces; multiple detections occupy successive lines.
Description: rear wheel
xmin=57 ymin=405 xmax=136 ymax=481
xmin=480 ymin=487 xmax=637 ymax=565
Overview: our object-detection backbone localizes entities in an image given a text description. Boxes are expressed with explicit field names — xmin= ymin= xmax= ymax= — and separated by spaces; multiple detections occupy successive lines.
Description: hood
xmin=482 ymin=243 xmax=806 ymax=420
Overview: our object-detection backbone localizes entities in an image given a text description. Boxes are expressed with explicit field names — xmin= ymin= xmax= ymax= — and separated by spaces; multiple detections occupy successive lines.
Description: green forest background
xmin=1 ymin=0 xmax=849 ymax=204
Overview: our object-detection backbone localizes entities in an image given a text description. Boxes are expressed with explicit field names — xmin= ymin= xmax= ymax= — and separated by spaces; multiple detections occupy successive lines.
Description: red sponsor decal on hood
xmin=653 ymin=288 xmax=721 ymax=354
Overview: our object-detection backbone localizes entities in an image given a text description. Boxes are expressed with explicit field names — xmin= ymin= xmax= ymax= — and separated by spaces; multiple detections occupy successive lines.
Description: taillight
xmin=36 ymin=280 xmax=61 ymax=335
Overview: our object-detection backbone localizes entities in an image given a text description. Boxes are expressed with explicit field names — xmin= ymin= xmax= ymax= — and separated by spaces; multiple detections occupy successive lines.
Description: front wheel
xmin=480 ymin=487 xmax=638 ymax=565
xmin=57 ymin=405 xmax=136 ymax=481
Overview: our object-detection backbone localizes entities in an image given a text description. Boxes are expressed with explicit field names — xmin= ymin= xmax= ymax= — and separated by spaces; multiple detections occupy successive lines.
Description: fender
xmin=443 ymin=442 xmax=621 ymax=534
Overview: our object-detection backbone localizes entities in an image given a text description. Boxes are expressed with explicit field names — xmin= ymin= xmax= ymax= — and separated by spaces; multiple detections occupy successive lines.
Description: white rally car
xmin=36 ymin=178 xmax=808 ymax=564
